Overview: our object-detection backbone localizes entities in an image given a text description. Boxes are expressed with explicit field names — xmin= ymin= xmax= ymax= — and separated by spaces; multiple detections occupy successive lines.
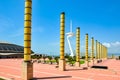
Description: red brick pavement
xmin=0 ymin=59 xmax=120 ymax=80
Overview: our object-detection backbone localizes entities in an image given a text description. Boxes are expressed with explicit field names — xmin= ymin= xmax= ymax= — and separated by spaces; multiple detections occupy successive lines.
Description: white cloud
xmin=103 ymin=41 xmax=120 ymax=53
xmin=111 ymin=41 xmax=120 ymax=47
xmin=103 ymin=42 xmax=111 ymax=48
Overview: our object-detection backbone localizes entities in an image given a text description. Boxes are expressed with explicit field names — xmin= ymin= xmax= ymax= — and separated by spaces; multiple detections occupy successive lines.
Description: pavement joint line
xmin=108 ymin=69 xmax=118 ymax=74
xmin=69 ymin=70 xmax=120 ymax=78
xmin=87 ymin=74 xmax=95 ymax=79
xmin=0 ymin=65 xmax=20 ymax=70
xmin=72 ymin=76 xmax=93 ymax=80
xmin=0 ymin=60 xmax=120 ymax=80
xmin=1 ymin=66 xmax=71 ymax=79
xmin=34 ymin=70 xmax=66 ymax=76
xmin=35 ymin=71 xmax=94 ymax=80
xmin=0 ymin=72 xmax=21 ymax=78
xmin=1 ymin=64 xmax=120 ymax=78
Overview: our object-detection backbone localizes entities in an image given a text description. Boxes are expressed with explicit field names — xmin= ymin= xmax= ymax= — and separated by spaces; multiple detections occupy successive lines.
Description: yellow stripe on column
xmin=85 ymin=33 xmax=88 ymax=62
xmin=91 ymin=37 xmax=94 ymax=60
xmin=24 ymin=0 xmax=32 ymax=61
xmin=98 ymin=42 xmax=100 ymax=59
xmin=76 ymin=27 xmax=80 ymax=62
xmin=60 ymin=12 xmax=65 ymax=60
xmin=96 ymin=40 xmax=98 ymax=59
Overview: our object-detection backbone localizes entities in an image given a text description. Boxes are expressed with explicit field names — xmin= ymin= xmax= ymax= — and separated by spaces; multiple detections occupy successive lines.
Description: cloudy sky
xmin=0 ymin=0 xmax=120 ymax=55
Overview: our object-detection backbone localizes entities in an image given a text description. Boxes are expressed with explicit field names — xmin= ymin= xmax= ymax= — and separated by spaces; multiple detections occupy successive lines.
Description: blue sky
xmin=0 ymin=0 xmax=120 ymax=55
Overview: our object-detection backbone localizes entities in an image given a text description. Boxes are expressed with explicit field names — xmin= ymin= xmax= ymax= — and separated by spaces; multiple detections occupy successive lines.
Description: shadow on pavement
xmin=32 ymin=76 xmax=72 ymax=80
xmin=66 ymin=67 xmax=88 ymax=71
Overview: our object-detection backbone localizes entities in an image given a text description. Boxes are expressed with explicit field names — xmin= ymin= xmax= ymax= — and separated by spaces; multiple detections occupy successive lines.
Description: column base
xmin=75 ymin=61 xmax=80 ymax=67
xmin=22 ymin=61 xmax=33 ymax=80
xmin=90 ymin=60 xmax=95 ymax=66
xmin=59 ymin=59 xmax=66 ymax=71
xmin=85 ymin=61 xmax=89 ymax=67
xmin=94 ymin=59 xmax=98 ymax=64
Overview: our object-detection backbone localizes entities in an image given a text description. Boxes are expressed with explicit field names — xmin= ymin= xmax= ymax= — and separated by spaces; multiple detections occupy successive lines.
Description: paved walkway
xmin=0 ymin=59 xmax=120 ymax=80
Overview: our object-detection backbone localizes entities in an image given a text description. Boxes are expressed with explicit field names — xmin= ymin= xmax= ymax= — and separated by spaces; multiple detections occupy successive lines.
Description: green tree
xmin=47 ymin=56 xmax=52 ymax=64
xmin=54 ymin=56 xmax=59 ymax=65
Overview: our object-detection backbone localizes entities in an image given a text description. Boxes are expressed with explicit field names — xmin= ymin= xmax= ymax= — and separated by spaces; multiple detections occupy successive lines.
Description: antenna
xmin=70 ymin=20 xmax=72 ymax=32
xmin=66 ymin=20 xmax=74 ymax=57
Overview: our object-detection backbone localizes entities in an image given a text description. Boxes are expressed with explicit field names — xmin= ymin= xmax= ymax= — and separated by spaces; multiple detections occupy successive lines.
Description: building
xmin=0 ymin=42 xmax=33 ymax=58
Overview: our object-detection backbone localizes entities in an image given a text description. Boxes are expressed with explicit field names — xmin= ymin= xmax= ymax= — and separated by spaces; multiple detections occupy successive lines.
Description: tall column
xmin=98 ymin=42 xmax=100 ymax=60
xmin=102 ymin=44 xmax=104 ymax=59
xmin=85 ymin=33 xmax=89 ymax=67
xmin=99 ymin=43 xmax=101 ymax=59
xmin=91 ymin=37 xmax=94 ymax=65
xmin=22 ymin=0 xmax=33 ymax=80
xmin=106 ymin=47 xmax=108 ymax=59
xmin=75 ymin=27 xmax=80 ymax=67
xmin=103 ymin=46 xmax=105 ymax=59
xmin=105 ymin=47 xmax=107 ymax=59
xmin=100 ymin=43 xmax=102 ymax=59
xmin=101 ymin=44 xmax=103 ymax=59
xmin=59 ymin=12 xmax=66 ymax=71
xmin=104 ymin=46 xmax=106 ymax=59
xmin=96 ymin=40 xmax=98 ymax=59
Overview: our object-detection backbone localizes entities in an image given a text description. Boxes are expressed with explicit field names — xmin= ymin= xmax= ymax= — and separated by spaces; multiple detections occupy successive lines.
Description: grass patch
xmin=80 ymin=60 xmax=85 ymax=64
xmin=67 ymin=60 xmax=85 ymax=65
xmin=46 ymin=60 xmax=57 ymax=63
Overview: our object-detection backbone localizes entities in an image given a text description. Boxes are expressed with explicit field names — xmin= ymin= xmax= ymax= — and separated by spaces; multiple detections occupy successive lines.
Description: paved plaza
xmin=0 ymin=59 xmax=120 ymax=80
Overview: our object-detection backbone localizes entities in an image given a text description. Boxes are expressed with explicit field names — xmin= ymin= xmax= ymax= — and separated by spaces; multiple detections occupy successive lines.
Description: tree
xmin=68 ymin=56 xmax=76 ymax=66
xmin=47 ymin=56 xmax=52 ymax=64
xmin=54 ymin=56 xmax=59 ymax=65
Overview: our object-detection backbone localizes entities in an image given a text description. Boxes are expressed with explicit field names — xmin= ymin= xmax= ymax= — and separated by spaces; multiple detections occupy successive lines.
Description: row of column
xmin=59 ymin=12 xmax=108 ymax=70
xmin=85 ymin=34 xmax=108 ymax=66
xmin=95 ymin=40 xmax=108 ymax=60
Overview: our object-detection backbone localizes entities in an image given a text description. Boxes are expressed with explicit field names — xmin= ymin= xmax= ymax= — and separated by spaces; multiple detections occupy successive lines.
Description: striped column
xmin=22 ymin=0 xmax=33 ymax=80
xmin=96 ymin=40 xmax=98 ymax=59
xmin=98 ymin=42 xmax=100 ymax=59
xmin=91 ymin=37 xmax=94 ymax=64
xmin=59 ymin=12 xmax=66 ymax=71
xmin=103 ymin=46 xmax=105 ymax=59
xmin=100 ymin=43 xmax=102 ymax=59
xmin=106 ymin=47 xmax=108 ymax=59
xmin=85 ymin=33 xmax=89 ymax=66
xmin=99 ymin=43 xmax=101 ymax=59
xmin=101 ymin=44 xmax=103 ymax=59
xmin=75 ymin=27 xmax=80 ymax=67
xmin=24 ymin=0 xmax=32 ymax=61
xmin=60 ymin=12 xmax=65 ymax=60
xmin=102 ymin=45 xmax=104 ymax=59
